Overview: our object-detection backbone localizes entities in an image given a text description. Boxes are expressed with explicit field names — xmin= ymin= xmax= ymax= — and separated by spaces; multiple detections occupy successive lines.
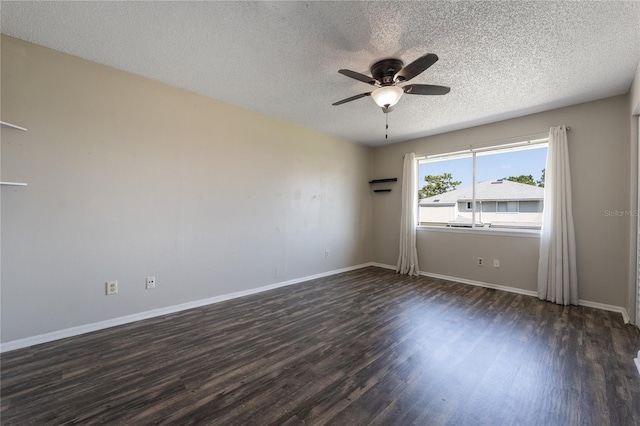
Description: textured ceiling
xmin=1 ymin=1 xmax=639 ymax=146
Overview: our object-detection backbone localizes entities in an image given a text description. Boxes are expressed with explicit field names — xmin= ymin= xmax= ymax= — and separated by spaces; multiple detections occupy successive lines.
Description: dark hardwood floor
xmin=2 ymin=266 xmax=640 ymax=425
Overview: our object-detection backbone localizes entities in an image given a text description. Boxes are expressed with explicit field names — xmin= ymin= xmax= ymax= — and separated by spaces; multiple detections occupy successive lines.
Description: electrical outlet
xmin=477 ymin=257 xmax=484 ymax=266
xmin=106 ymin=280 xmax=118 ymax=295
xmin=146 ymin=276 xmax=156 ymax=289
xmin=493 ymin=259 xmax=500 ymax=268
xmin=325 ymin=250 xmax=330 ymax=258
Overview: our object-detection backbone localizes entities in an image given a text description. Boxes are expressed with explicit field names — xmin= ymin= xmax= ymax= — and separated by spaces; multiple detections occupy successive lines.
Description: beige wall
xmin=373 ymin=95 xmax=631 ymax=306
xmin=417 ymin=229 xmax=540 ymax=293
xmin=0 ymin=36 xmax=373 ymax=342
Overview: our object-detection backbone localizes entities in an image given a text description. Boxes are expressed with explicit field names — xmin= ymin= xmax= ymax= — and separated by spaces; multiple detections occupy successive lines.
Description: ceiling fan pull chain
xmin=385 ymin=113 xmax=389 ymax=139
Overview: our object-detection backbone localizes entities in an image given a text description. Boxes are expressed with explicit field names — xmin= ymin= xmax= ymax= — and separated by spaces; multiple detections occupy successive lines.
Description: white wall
xmin=418 ymin=205 xmax=455 ymax=224
xmin=372 ymin=96 xmax=631 ymax=307
xmin=628 ymin=63 xmax=640 ymax=322
xmin=0 ymin=36 xmax=373 ymax=343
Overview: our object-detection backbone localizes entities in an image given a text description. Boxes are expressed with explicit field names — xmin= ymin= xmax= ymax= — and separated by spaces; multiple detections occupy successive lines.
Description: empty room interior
xmin=2 ymin=1 xmax=640 ymax=425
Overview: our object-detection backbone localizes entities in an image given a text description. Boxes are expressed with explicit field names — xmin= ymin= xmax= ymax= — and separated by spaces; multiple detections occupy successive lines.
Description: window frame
xmin=496 ymin=201 xmax=519 ymax=213
xmin=416 ymin=136 xmax=548 ymax=233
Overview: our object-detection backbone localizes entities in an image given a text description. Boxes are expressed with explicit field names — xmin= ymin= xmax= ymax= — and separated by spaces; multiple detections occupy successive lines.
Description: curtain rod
xmin=402 ymin=126 xmax=570 ymax=158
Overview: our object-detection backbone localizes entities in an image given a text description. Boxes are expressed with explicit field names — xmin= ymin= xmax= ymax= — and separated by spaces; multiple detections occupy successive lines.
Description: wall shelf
xmin=369 ymin=177 xmax=396 ymax=193
xmin=1 ymin=182 xmax=28 ymax=187
xmin=369 ymin=178 xmax=397 ymax=184
xmin=1 ymin=121 xmax=28 ymax=132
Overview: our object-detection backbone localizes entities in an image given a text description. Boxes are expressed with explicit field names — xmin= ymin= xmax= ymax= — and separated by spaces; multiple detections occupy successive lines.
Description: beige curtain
xmin=397 ymin=153 xmax=420 ymax=275
xmin=537 ymin=125 xmax=578 ymax=305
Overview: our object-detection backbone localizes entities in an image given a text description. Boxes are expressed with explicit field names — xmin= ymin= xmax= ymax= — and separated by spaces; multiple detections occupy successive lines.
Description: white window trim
xmin=415 ymin=132 xmax=549 ymax=161
xmin=416 ymin=224 xmax=541 ymax=239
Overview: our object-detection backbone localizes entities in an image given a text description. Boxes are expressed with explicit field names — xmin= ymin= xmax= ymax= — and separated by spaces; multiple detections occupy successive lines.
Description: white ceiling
xmin=1 ymin=1 xmax=639 ymax=146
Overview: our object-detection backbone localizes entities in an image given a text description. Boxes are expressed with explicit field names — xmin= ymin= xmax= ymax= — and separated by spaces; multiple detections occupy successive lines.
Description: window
xmin=481 ymin=201 xmax=497 ymax=212
xmin=497 ymin=201 xmax=518 ymax=213
xmin=519 ymin=200 xmax=542 ymax=213
xmin=459 ymin=201 xmax=481 ymax=212
xmin=417 ymin=139 xmax=548 ymax=230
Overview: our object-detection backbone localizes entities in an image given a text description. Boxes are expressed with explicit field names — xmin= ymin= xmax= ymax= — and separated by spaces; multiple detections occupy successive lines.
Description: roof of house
xmin=419 ymin=180 xmax=544 ymax=205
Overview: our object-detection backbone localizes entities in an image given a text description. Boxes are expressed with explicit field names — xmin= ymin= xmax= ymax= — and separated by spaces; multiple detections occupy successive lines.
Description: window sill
xmin=416 ymin=225 xmax=541 ymax=239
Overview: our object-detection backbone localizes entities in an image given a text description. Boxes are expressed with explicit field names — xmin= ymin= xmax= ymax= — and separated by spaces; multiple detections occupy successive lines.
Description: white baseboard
xmin=420 ymin=271 xmax=538 ymax=297
xmin=2 ymin=262 xmax=631 ymax=353
xmin=370 ymin=263 xmax=629 ymax=322
xmin=577 ymin=300 xmax=630 ymax=324
xmin=370 ymin=262 xmax=396 ymax=271
xmin=0 ymin=263 xmax=373 ymax=353
xmin=371 ymin=262 xmax=538 ymax=297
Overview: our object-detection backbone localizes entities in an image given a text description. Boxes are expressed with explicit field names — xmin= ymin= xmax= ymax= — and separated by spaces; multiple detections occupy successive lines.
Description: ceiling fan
xmin=332 ymin=53 xmax=450 ymax=113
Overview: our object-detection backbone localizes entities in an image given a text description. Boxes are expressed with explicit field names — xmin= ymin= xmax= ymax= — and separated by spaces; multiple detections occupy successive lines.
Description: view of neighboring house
xmin=419 ymin=179 xmax=544 ymax=229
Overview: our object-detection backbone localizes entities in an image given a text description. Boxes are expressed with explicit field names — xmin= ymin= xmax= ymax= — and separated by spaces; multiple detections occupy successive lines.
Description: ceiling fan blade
xmin=338 ymin=69 xmax=378 ymax=85
xmin=332 ymin=92 xmax=372 ymax=106
xmin=394 ymin=53 xmax=439 ymax=82
xmin=403 ymin=84 xmax=450 ymax=95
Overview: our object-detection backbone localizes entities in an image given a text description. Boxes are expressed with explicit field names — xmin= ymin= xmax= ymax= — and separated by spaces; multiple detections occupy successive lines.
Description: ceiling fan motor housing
xmin=371 ymin=59 xmax=404 ymax=85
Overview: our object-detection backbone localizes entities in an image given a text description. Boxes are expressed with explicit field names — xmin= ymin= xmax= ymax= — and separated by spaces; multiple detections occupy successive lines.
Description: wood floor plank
xmin=2 ymin=267 xmax=640 ymax=425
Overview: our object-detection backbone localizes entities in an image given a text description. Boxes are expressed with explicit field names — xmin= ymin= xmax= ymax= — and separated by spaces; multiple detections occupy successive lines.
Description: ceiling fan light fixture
xmin=371 ymin=86 xmax=403 ymax=108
